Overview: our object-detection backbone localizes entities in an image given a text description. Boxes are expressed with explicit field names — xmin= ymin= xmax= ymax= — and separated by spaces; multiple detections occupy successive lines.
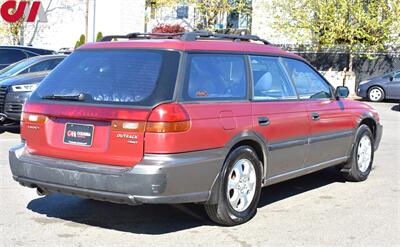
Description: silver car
xmin=357 ymin=71 xmax=400 ymax=102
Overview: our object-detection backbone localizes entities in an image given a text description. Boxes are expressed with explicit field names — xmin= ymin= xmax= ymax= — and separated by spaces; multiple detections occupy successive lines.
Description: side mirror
xmin=389 ymin=75 xmax=394 ymax=81
xmin=335 ymin=86 xmax=349 ymax=99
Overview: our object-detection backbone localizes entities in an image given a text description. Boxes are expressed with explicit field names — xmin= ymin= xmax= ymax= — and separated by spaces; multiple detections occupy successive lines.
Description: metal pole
xmin=92 ymin=0 xmax=96 ymax=42
xmin=85 ymin=0 xmax=89 ymax=43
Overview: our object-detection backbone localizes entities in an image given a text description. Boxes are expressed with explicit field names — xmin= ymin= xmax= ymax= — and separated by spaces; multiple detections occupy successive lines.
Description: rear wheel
xmin=368 ymin=86 xmax=385 ymax=102
xmin=341 ymin=125 xmax=374 ymax=182
xmin=205 ymin=146 xmax=262 ymax=226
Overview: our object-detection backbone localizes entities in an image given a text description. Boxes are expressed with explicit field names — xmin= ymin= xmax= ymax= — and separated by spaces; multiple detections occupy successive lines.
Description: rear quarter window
xmin=182 ymin=54 xmax=247 ymax=101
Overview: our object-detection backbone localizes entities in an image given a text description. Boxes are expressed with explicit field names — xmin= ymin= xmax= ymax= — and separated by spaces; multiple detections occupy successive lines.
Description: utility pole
xmin=92 ymin=0 xmax=96 ymax=42
xmin=85 ymin=0 xmax=89 ymax=43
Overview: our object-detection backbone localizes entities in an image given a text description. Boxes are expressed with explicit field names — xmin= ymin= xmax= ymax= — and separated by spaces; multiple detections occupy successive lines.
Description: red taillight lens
xmin=146 ymin=103 xmax=190 ymax=133
xmin=148 ymin=103 xmax=189 ymax=122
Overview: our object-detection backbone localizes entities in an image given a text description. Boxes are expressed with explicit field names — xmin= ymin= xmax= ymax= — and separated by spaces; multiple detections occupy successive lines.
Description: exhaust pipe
xmin=36 ymin=187 xmax=47 ymax=196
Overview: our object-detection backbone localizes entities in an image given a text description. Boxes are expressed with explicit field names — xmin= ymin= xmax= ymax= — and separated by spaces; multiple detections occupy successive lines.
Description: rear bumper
xmin=9 ymin=143 xmax=225 ymax=205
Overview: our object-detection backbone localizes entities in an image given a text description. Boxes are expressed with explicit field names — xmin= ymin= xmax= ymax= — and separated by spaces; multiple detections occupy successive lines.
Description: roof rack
xmin=100 ymin=31 xmax=271 ymax=45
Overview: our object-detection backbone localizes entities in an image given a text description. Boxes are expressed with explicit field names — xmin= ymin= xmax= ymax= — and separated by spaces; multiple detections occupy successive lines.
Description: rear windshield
xmin=31 ymin=49 xmax=180 ymax=107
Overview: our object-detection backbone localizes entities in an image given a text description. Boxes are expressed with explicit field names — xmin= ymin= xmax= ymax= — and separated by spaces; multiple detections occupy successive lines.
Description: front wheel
xmin=341 ymin=125 xmax=374 ymax=182
xmin=205 ymin=146 xmax=262 ymax=226
xmin=368 ymin=86 xmax=385 ymax=102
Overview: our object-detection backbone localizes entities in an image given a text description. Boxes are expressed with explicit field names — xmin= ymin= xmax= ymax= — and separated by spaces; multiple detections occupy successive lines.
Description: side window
xmin=283 ymin=58 xmax=332 ymax=99
xmin=184 ymin=54 xmax=247 ymax=100
xmin=0 ymin=49 xmax=27 ymax=65
xmin=250 ymin=56 xmax=297 ymax=100
xmin=394 ymin=72 xmax=400 ymax=79
xmin=25 ymin=59 xmax=59 ymax=73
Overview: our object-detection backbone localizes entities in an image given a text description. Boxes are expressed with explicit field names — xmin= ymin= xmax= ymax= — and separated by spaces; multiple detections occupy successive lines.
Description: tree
xmin=0 ymin=0 xmax=77 ymax=45
xmin=146 ymin=0 xmax=251 ymax=31
xmin=0 ymin=0 xmax=26 ymax=45
xmin=268 ymin=0 xmax=400 ymax=71
xmin=75 ymin=34 xmax=86 ymax=48
xmin=96 ymin=32 xmax=103 ymax=41
xmin=26 ymin=0 xmax=76 ymax=46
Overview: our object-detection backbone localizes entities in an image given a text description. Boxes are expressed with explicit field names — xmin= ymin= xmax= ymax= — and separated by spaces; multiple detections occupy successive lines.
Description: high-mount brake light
xmin=146 ymin=104 xmax=190 ymax=133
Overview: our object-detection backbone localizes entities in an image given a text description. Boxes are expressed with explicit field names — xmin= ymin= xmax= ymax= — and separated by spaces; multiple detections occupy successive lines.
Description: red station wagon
xmin=9 ymin=32 xmax=383 ymax=225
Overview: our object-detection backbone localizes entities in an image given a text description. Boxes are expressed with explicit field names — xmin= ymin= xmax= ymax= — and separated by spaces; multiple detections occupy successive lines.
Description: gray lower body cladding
xmin=9 ymin=143 xmax=225 ymax=205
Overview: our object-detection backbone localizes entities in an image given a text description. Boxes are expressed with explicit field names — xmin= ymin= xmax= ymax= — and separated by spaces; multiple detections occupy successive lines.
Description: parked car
xmin=0 ymin=72 xmax=49 ymax=133
xmin=57 ymin=47 xmax=74 ymax=54
xmin=357 ymin=70 xmax=400 ymax=102
xmin=0 ymin=46 xmax=55 ymax=70
xmin=0 ymin=55 xmax=66 ymax=80
xmin=9 ymin=32 xmax=382 ymax=226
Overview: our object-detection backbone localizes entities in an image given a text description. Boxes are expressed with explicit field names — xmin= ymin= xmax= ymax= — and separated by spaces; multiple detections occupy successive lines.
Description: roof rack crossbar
xmin=100 ymin=31 xmax=271 ymax=45
xmin=181 ymin=31 xmax=271 ymax=45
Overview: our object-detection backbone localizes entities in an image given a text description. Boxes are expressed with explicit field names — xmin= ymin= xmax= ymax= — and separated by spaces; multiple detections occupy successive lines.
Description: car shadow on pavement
xmin=258 ymin=167 xmax=346 ymax=207
xmin=27 ymin=167 xmax=346 ymax=234
xmin=391 ymin=104 xmax=400 ymax=112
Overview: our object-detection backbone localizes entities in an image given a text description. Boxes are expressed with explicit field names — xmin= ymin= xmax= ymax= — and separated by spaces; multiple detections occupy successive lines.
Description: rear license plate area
xmin=63 ymin=123 xmax=94 ymax=146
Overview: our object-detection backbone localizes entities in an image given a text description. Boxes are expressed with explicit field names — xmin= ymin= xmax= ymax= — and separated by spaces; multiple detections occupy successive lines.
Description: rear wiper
xmin=41 ymin=93 xmax=85 ymax=101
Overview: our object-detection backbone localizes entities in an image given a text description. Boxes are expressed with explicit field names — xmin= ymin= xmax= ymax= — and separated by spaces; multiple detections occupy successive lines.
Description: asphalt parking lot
xmin=0 ymin=101 xmax=399 ymax=247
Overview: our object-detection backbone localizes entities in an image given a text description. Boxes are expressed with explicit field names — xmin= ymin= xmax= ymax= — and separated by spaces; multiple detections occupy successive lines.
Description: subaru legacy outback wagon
xmin=9 ymin=32 xmax=382 ymax=226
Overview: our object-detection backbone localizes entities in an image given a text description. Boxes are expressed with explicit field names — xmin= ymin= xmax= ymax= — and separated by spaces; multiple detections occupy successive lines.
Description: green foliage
xmin=96 ymin=32 xmax=103 ymax=42
xmin=270 ymin=0 xmax=400 ymax=52
xmin=75 ymin=34 xmax=86 ymax=48
xmin=0 ymin=0 xmax=26 ymax=45
xmin=147 ymin=0 xmax=251 ymax=31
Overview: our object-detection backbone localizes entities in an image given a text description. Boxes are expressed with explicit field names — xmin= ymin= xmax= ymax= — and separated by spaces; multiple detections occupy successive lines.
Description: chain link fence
xmin=277 ymin=45 xmax=400 ymax=84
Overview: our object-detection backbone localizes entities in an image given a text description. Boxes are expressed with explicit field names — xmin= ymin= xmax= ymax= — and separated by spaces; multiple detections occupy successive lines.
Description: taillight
xmin=111 ymin=120 xmax=145 ymax=132
xmin=21 ymin=113 xmax=48 ymax=124
xmin=146 ymin=103 xmax=190 ymax=133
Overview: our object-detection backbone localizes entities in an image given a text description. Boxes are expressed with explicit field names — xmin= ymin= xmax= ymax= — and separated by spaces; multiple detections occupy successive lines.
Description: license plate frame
xmin=63 ymin=123 xmax=94 ymax=147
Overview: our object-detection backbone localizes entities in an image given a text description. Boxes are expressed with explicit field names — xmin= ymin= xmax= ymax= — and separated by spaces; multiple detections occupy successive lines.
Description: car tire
xmin=341 ymin=125 xmax=374 ymax=182
xmin=204 ymin=146 xmax=262 ymax=226
xmin=368 ymin=86 xmax=385 ymax=102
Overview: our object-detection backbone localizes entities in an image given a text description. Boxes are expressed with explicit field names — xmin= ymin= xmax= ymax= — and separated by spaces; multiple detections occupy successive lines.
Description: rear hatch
xmin=21 ymin=49 xmax=180 ymax=166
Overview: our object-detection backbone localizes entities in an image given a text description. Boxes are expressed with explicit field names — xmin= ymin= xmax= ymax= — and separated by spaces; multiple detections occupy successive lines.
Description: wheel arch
xmin=358 ymin=113 xmax=378 ymax=141
xmin=206 ymin=131 xmax=269 ymax=205
xmin=224 ymin=131 xmax=269 ymax=177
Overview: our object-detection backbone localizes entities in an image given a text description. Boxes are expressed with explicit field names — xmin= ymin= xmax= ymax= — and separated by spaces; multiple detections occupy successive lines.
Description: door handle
xmin=311 ymin=112 xmax=320 ymax=121
xmin=258 ymin=117 xmax=270 ymax=126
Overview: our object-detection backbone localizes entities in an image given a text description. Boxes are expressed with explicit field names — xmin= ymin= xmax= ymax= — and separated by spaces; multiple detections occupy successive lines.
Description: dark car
xmin=0 ymin=46 xmax=55 ymax=70
xmin=357 ymin=71 xmax=400 ymax=102
xmin=9 ymin=32 xmax=382 ymax=226
xmin=0 ymin=71 xmax=48 ymax=133
xmin=0 ymin=55 xmax=66 ymax=80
